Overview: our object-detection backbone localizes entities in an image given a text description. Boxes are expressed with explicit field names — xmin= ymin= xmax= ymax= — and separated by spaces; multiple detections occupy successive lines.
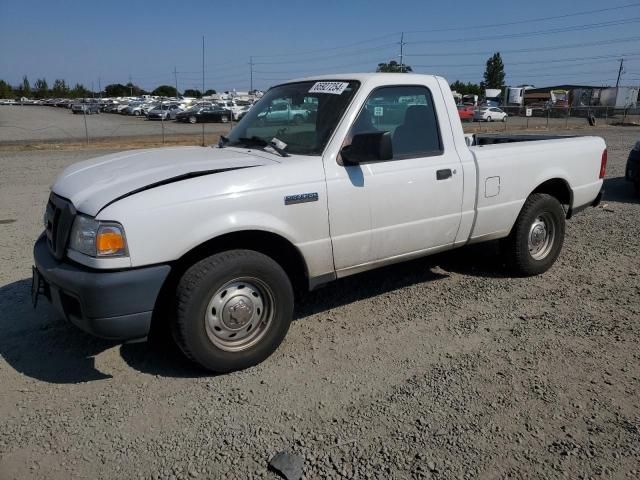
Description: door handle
xmin=436 ymin=169 xmax=452 ymax=180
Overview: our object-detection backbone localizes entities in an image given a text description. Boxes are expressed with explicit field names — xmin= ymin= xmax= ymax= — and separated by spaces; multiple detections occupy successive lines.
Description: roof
xmin=284 ymin=72 xmax=444 ymax=85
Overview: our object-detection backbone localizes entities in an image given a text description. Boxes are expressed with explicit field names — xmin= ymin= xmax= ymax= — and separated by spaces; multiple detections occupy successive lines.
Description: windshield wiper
xmin=233 ymin=136 xmax=289 ymax=157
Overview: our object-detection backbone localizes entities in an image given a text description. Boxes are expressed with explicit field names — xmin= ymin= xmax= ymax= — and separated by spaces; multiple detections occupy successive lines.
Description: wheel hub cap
xmin=530 ymin=222 xmax=547 ymax=249
xmin=204 ymin=279 xmax=274 ymax=352
xmin=528 ymin=214 xmax=556 ymax=260
xmin=223 ymin=297 xmax=254 ymax=329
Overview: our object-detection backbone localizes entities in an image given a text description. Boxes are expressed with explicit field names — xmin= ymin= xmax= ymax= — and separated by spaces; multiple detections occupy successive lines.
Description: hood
xmin=52 ymin=146 xmax=278 ymax=216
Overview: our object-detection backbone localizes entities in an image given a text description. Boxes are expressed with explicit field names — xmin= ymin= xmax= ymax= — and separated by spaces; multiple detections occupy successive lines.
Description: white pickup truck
xmin=33 ymin=73 xmax=606 ymax=372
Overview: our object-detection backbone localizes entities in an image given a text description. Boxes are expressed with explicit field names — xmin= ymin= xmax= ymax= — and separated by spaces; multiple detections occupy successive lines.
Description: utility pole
xmin=173 ymin=66 xmax=179 ymax=97
xmin=128 ymin=74 xmax=133 ymax=97
xmin=91 ymin=81 xmax=94 ymax=98
xmin=98 ymin=76 xmax=101 ymax=98
xmin=399 ymin=32 xmax=406 ymax=72
xmin=202 ymin=35 xmax=205 ymax=146
xmin=615 ymin=58 xmax=624 ymax=88
xmin=249 ymin=56 xmax=254 ymax=92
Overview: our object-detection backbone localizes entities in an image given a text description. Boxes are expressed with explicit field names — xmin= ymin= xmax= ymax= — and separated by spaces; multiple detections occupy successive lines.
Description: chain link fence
xmin=2 ymin=104 xmax=639 ymax=146
xmin=0 ymin=105 xmax=234 ymax=146
xmin=462 ymin=105 xmax=640 ymax=133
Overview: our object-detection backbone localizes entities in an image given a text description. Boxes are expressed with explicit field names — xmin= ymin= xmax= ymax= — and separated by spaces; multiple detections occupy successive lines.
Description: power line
xmin=247 ymin=2 xmax=640 ymax=60
xmin=404 ymin=1 xmax=640 ymax=34
xmin=405 ymin=17 xmax=640 ymax=45
xmin=405 ymin=35 xmax=640 ymax=57
xmin=252 ymin=42 xmax=397 ymax=65
xmin=251 ymin=33 xmax=399 ymax=59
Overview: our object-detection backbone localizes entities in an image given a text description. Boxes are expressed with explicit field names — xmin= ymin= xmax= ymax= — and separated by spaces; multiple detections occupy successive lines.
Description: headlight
xmin=69 ymin=215 xmax=128 ymax=257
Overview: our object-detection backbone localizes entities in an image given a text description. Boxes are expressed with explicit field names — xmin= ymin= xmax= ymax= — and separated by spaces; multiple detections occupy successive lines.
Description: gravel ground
xmin=0 ymin=127 xmax=639 ymax=479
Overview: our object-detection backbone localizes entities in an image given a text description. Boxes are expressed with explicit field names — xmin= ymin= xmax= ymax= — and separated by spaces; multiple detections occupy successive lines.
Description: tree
xmin=34 ymin=78 xmax=49 ymax=98
xmin=183 ymin=89 xmax=202 ymax=98
xmin=449 ymin=80 xmax=482 ymax=97
xmin=482 ymin=52 xmax=505 ymax=89
xmin=104 ymin=83 xmax=144 ymax=97
xmin=21 ymin=75 xmax=31 ymax=97
xmin=51 ymin=79 xmax=69 ymax=97
xmin=376 ymin=60 xmax=412 ymax=73
xmin=151 ymin=85 xmax=178 ymax=97
xmin=70 ymin=83 xmax=89 ymax=99
xmin=0 ymin=80 xmax=13 ymax=98
xmin=204 ymin=89 xmax=217 ymax=96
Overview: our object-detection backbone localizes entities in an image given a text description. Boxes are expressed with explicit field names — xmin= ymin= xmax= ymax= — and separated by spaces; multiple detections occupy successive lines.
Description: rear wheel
xmin=503 ymin=193 xmax=565 ymax=276
xmin=173 ymin=250 xmax=294 ymax=373
xmin=487 ymin=116 xmax=492 ymax=122
xmin=188 ymin=116 xmax=197 ymax=124
xmin=502 ymin=115 xmax=507 ymax=122
xmin=220 ymin=115 xmax=229 ymax=123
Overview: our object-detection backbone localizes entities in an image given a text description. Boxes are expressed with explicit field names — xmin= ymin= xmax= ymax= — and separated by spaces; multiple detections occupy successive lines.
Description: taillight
xmin=599 ymin=148 xmax=607 ymax=179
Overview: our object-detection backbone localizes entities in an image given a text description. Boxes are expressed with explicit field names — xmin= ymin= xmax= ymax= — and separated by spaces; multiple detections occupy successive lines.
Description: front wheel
xmin=173 ymin=250 xmax=294 ymax=373
xmin=502 ymin=193 xmax=565 ymax=276
xmin=502 ymin=116 xmax=507 ymax=122
xmin=220 ymin=115 xmax=229 ymax=123
xmin=188 ymin=116 xmax=197 ymax=124
xmin=487 ymin=116 xmax=492 ymax=122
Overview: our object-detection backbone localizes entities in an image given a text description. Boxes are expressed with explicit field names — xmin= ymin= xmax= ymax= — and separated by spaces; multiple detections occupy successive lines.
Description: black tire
xmin=503 ymin=193 xmax=565 ymax=276
xmin=487 ymin=116 xmax=492 ymax=122
xmin=174 ymin=249 xmax=294 ymax=373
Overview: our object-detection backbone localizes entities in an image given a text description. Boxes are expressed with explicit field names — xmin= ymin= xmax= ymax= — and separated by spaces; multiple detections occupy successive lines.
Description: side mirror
xmin=340 ymin=131 xmax=393 ymax=164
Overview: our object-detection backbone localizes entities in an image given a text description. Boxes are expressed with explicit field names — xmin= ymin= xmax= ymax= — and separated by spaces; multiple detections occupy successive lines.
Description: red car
xmin=457 ymin=105 xmax=474 ymax=122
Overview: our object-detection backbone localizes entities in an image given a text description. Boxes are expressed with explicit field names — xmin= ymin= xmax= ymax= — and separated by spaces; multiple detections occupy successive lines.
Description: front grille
xmin=45 ymin=193 xmax=76 ymax=260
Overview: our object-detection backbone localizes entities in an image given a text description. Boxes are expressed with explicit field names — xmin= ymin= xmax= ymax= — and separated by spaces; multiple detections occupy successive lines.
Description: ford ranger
xmin=33 ymin=73 xmax=606 ymax=372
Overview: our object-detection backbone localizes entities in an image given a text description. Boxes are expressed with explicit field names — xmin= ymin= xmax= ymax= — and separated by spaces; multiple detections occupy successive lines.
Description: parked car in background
xmin=457 ymin=105 xmax=474 ymax=122
xmin=217 ymin=100 xmax=250 ymax=120
xmin=175 ymin=105 xmax=231 ymax=123
xmin=72 ymin=102 xmax=100 ymax=114
xmin=146 ymin=104 xmax=182 ymax=120
xmin=626 ymin=137 xmax=640 ymax=195
xmin=474 ymin=106 xmax=508 ymax=122
xmin=256 ymin=102 xmax=309 ymax=125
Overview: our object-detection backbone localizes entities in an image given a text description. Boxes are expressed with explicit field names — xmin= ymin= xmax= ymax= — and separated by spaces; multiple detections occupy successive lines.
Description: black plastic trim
xmin=33 ymin=234 xmax=170 ymax=340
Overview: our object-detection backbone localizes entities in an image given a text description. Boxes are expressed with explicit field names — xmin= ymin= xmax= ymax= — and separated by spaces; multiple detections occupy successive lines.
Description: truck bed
xmin=469 ymin=133 xmax=577 ymax=146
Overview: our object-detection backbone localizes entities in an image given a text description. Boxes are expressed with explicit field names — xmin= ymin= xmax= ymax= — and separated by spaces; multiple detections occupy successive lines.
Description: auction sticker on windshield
xmin=309 ymin=82 xmax=349 ymax=95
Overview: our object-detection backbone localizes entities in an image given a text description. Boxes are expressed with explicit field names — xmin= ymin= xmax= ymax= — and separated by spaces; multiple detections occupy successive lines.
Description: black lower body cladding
xmin=33 ymin=234 xmax=170 ymax=340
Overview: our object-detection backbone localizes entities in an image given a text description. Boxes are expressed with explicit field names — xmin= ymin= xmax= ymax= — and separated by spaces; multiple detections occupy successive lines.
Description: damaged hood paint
xmin=52 ymin=146 xmax=278 ymax=215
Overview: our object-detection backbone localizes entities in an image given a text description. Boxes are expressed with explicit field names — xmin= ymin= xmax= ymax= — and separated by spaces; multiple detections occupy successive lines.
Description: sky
xmin=1 ymin=0 xmax=640 ymax=93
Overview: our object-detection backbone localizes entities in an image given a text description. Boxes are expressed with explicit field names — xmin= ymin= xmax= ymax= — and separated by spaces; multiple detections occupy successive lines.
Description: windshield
xmin=225 ymin=80 xmax=360 ymax=155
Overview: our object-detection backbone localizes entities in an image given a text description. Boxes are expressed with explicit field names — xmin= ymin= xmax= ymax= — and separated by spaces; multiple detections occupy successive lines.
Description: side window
xmin=349 ymin=85 xmax=442 ymax=159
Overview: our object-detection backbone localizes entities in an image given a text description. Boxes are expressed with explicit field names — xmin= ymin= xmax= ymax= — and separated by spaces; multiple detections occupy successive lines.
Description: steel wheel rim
xmin=204 ymin=277 xmax=275 ymax=352
xmin=528 ymin=212 xmax=556 ymax=260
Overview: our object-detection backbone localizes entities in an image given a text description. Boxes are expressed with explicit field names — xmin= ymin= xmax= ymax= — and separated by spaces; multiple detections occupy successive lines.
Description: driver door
xmin=325 ymin=83 xmax=464 ymax=274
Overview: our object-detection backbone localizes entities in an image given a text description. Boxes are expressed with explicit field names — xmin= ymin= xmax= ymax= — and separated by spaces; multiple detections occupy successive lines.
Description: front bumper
xmin=33 ymin=234 xmax=170 ymax=341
